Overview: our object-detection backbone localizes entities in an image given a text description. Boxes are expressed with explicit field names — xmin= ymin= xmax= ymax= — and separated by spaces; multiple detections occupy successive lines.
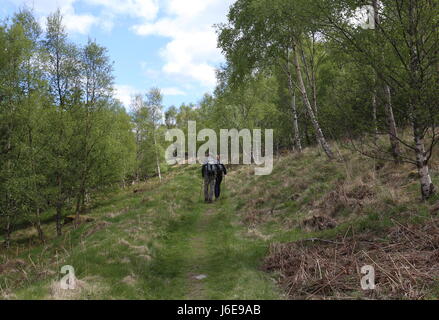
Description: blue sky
xmin=1 ymin=0 xmax=236 ymax=111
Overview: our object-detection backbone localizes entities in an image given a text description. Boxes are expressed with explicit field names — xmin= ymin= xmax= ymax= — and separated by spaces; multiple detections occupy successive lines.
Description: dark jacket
xmin=201 ymin=163 xmax=227 ymax=178
xmin=216 ymin=163 xmax=227 ymax=176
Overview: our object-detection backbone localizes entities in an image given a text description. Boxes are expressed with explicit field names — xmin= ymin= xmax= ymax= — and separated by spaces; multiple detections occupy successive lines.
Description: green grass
xmin=2 ymin=165 xmax=283 ymax=300
xmin=2 ymin=148 xmax=438 ymax=300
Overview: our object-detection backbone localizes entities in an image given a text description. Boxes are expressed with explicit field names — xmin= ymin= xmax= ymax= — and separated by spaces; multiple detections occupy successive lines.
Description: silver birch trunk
xmin=408 ymin=0 xmax=435 ymax=199
xmin=372 ymin=88 xmax=378 ymax=136
xmin=286 ymin=57 xmax=302 ymax=152
xmin=413 ymin=127 xmax=435 ymax=199
xmin=153 ymin=129 xmax=162 ymax=182
xmin=292 ymin=44 xmax=334 ymax=159
xmin=372 ymin=0 xmax=401 ymax=163
xmin=384 ymin=85 xmax=401 ymax=162
xmin=291 ymin=91 xmax=302 ymax=153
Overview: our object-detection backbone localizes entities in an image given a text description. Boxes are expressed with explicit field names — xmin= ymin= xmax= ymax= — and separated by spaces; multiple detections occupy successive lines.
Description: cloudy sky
xmin=1 ymin=0 xmax=235 ymax=110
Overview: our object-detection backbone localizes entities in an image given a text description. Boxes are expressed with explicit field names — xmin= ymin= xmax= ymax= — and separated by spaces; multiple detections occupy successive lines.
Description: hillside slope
xmin=1 ymin=147 xmax=438 ymax=300
xmin=1 ymin=165 xmax=283 ymax=299
xmin=228 ymin=149 xmax=439 ymax=299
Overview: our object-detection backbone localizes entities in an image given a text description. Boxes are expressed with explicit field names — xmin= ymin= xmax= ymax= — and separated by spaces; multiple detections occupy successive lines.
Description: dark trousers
xmin=204 ymin=173 xmax=216 ymax=202
xmin=215 ymin=174 xmax=223 ymax=199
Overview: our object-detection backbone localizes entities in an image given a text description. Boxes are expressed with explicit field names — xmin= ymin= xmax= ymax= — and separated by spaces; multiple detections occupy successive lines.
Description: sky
xmin=1 ymin=0 xmax=236 ymax=111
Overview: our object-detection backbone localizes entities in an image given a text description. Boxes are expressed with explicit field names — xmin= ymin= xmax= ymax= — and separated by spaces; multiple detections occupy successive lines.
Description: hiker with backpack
xmin=202 ymin=152 xmax=217 ymax=203
xmin=215 ymin=155 xmax=227 ymax=200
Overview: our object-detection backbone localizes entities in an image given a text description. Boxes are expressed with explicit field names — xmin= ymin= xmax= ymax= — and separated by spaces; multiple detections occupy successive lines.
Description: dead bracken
xmin=314 ymin=182 xmax=376 ymax=217
xmin=0 ymin=259 xmax=26 ymax=275
xmin=301 ymin=215 xmax=337 ymax=231
xmin=263 ymin=218 xmax=439 ymax=300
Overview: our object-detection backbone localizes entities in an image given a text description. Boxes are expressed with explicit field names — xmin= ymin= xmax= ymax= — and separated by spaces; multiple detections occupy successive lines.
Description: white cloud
xmin=162 ymin=87 xmax=186 ymax=96
xmin=132 ymin=0 xmax=235 ymax=89
xmin=9 ymin=0 xmax=98 ymax=34
xmin=140 ymin=61 xmax=161 ymax=79
xmin=6 ymin=0 xmax=236 ymax=102
xmin=63 ymin=11 xmax=98 ymax=34
xmin=7 ymin=0 xmax=159 ymax=34
xmin=166 ymin=0 xmax=209 ymax=18
xmin=84 ymin=0 xmax=159 ymax=20
xmin=114 ymin=84 xmax=140 ymax=110
xmin=9 ymin=0 xmax=75 ymax=14
xmin=115 ymin=85 xmax=185 ymax=110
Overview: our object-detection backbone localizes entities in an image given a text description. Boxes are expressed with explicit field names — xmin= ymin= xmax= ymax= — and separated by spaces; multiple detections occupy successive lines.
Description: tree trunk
xmin=27 ymin=125 xmax=44 ymax=242
xmin=74 ymin=191 xmax=83 ymax=227
xmin=372 ymin=88 xmax=378 ymax=136
xmin=5 ymin=136 xmax=12 ymax=248
xmin=292 ymin=44 xmax=334 ymax=159
xmin=286 ymin=58 xmax=302 ymax=152
xmin=383 ymin=85 xmax=401 ymax=162
xmin=35 ymin=208 xmax=44 ymax=242
xmin=299 ymin=41 xmax=318 ymax=115
xmin=310 ymin=34 xmax=318 ymax=115
xmin=76 ymin=116 xmax=90 ymax=224
xmin=302 ymin=117 xmax=312 ymax=146
xmin=408 ymin=0 xmax=435 ymax=200
xmin=291 ymin=91 xmax=302 ymax=153
xmin=5 ymin=214 xmax=11 ymax=248
xmin=372 ymin=0 xmax=401 ymax=163
xmin=75 ymin=193 xmax=81 ymax=216
xmin=56 ymin=203 xmax=62 ymax=236
xmin=56 ymin=175 xmax=63 ymax=237
xmin=413 ymin=125 xmax=435 ymax=199
xmin=153 ymin=130 xmax=162 ymax=182
xmin=75 ymin=174 xmax=87 ymax=226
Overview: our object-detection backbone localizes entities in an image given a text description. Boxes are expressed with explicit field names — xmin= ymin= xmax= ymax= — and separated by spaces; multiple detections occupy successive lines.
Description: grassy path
xmin=144 ymin=168 xmax=284 ymax=300
xmin=5 ymin=166 xmax=283 ymax=299
xmin=185 ymin=210 xmax=211 ymax=299
xmin=6 ymin=148 xmax=439 ymax=300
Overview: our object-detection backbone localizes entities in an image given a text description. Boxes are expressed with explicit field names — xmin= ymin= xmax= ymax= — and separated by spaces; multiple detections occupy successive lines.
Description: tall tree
xmin=146 ymin=88 xmax=164 ymax=182
xmin=320 ymin=0 xmax=439 ymax=199
xmin=43 ymin=10 xmax=80 ymax=235
xmin=217 ymin=0 xmax=335 ymax=159
xmin=12 ymin=9 xmax=49 ymax=242
xmin=372 ymin=0 xmax=401 ymax=163
xmin=73 ymin=39 xmax=114 ymax=222
xmin=165 ymin=106 xmax=178 ymax=129
xmin=131 ymin=94 xmax=150 ymax=182
xmin=0 ymin=18 xmax=28 ymax=246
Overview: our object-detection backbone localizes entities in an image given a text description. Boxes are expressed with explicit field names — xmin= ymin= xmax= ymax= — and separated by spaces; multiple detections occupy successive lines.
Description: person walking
xmin=215 ymin=155 xmax=227 ymax=200
xmin=202 ymin=152 xmax=217 ymax=203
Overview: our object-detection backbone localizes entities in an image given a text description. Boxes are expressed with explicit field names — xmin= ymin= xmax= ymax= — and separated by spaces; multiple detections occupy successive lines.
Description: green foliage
xmin=0 ymin=9 xmax=137 ymax=244
xmin=130 ymin=88 xmax=169 ymax=181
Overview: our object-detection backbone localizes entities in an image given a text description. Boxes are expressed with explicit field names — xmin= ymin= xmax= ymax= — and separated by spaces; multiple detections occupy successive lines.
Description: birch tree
xmin=131 ymin=94 xmax=150 ymax=182
xmin=73 ymin=39 xmax=114 ymax=222
xmin=43 ymin=9 xmax=80 ymax=235
xmin=146 ymin=88 xmax=164 ymax=182
xmin=372 ymin=0 xmax=401 ymax=163
xmin=217 ymin=0 xmax=335 ymax=159
xmin=320 ymin=0 xmax=438 ymax=199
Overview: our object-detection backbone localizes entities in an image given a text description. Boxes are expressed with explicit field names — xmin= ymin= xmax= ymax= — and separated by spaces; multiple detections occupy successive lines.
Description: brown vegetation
xmin=263 ymin=218 xmax=439 ymax=299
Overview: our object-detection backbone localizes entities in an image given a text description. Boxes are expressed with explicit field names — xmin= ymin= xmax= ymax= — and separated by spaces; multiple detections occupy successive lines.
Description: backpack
xmin=202 ymin=163 xmax=217 ymax=177
xmin=217 ymin=164 xmax=227 ymax=176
